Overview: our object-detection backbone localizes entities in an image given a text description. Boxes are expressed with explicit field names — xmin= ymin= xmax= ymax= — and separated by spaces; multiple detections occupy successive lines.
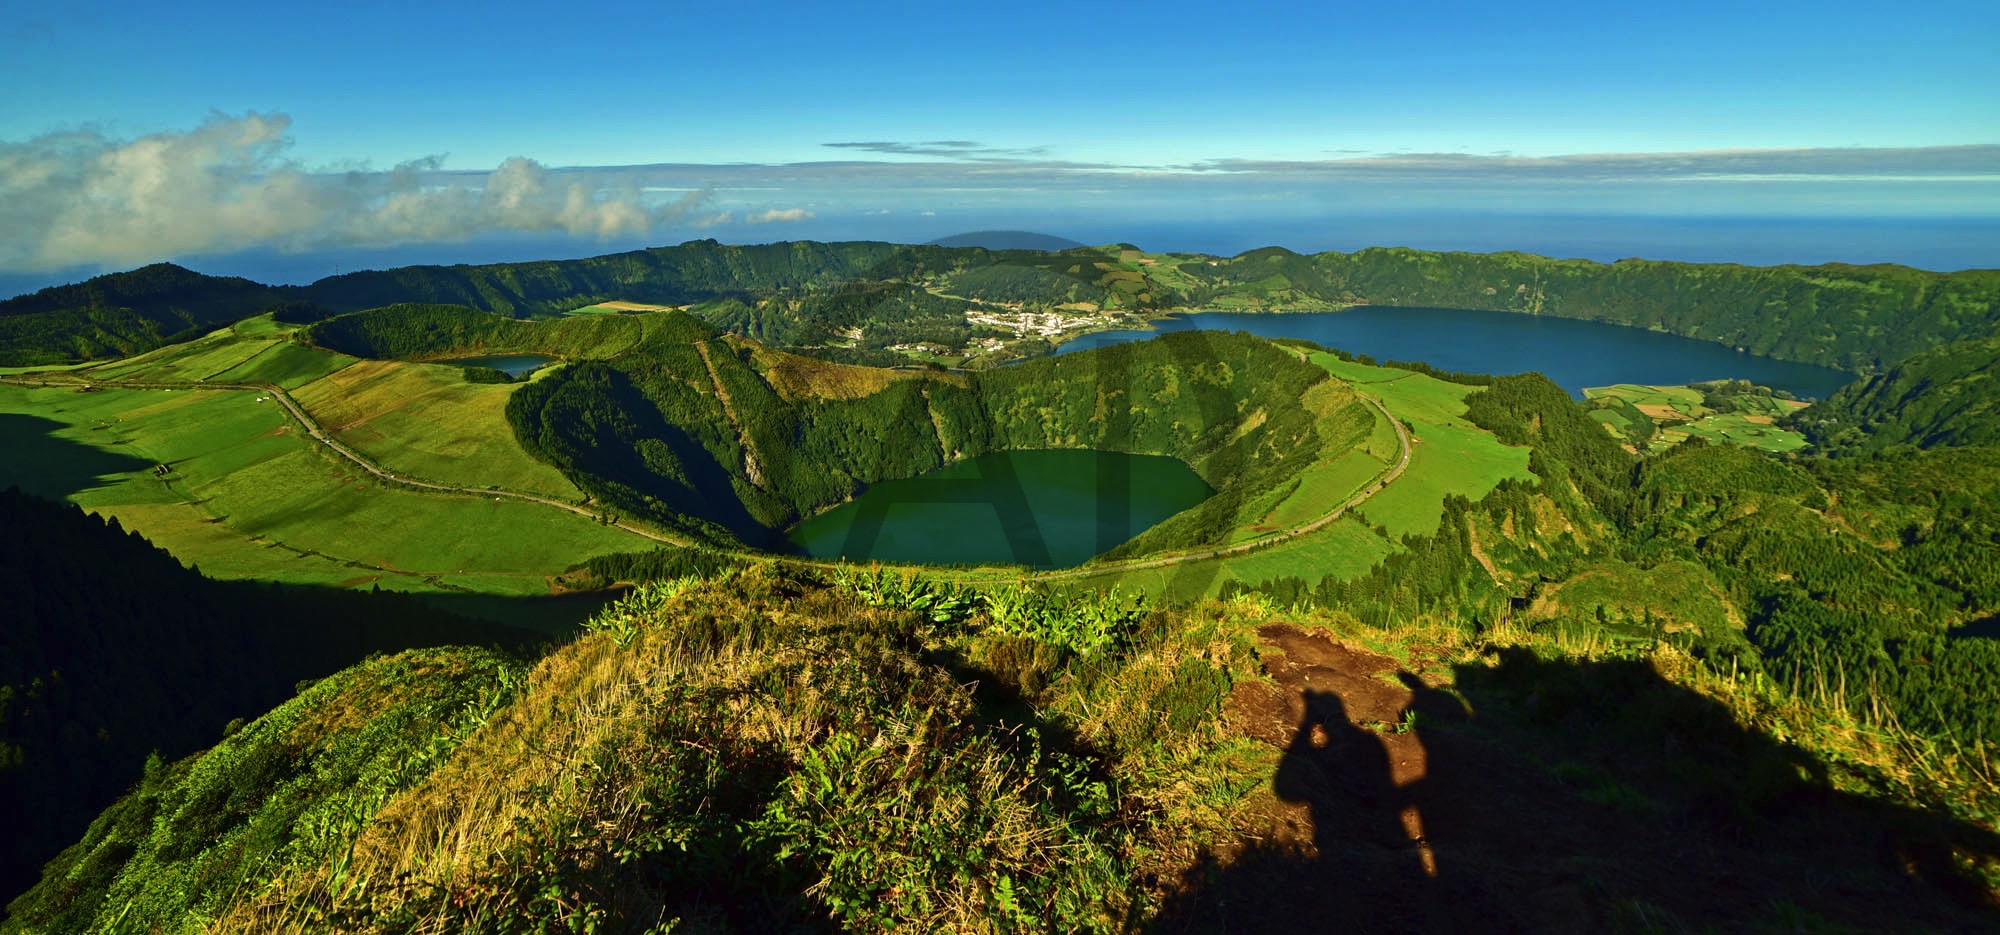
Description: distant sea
xmin=3 ymin=214 xmax=1993 ymax=301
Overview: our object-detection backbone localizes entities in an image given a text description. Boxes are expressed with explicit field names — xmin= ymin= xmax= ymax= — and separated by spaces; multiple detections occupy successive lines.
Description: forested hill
xmin=0 ymin=264 xmax=280 ymax=366
xmin=1182 ymin=248 xmax=2000 ymax=372
xmin=5 ymin=240 xmax=1998 ymax=370
xmin=1788 ymin=335 xmax=2000 ymax=453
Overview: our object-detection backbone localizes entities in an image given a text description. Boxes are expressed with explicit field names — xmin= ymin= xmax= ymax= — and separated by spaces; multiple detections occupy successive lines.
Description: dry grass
xmin=745 ymin=340 xmax=958 ymax=401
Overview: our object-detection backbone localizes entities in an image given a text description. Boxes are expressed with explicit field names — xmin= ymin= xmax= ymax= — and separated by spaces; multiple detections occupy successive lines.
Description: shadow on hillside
xmin=1 ymin=570 xmax=559 ymax=907
xmin=1956 ymin=615 xmax=2000 ymax=640
xmin=1152 ymin=646 xmax=2000 ymax=934
xmin=0 ymin=413 xmax=157 ymax=500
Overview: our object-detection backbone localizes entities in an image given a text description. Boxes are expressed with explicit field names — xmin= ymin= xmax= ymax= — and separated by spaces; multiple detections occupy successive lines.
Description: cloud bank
xmin=0 ymin=112 xmax=718 ymax=273
xmin=3 ymin=115 xmax=1991 ymax=277
xmin=822 ymin=140 xmax=1051 ymax=161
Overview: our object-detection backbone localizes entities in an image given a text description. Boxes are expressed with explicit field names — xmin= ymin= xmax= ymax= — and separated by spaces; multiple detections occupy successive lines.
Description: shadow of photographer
xmin=1150 ymin=630 xmax=2000 ymax=934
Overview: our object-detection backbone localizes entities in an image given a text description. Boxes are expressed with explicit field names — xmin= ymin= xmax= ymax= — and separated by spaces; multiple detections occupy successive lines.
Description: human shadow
xmin=1151 ymin=643 xmax=2000 ymax=934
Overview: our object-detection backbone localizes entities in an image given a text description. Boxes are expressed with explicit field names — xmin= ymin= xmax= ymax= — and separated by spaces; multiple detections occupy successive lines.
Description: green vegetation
xmin=0 ymin=264 xmax=281 ymax=367
xmin=12 ymin=241 xmax=1999 ymax=376
xmin=7 ymin=568 xmax=1274 ymax=932
xmin=10 ymin=565 xmax=1997 ymax=932
xmin=287 ymin=359 xmax=584 ymax=501
xmin=1790 ymin=335 xmax=2000 ymax=453
xmin=1586 ymin=380 xmax=1810 ymax=453
xmin=0 ymin=488 xmax=536 ymax=900
xmin=505 ymin=317 xmax=1373 ymax=557
xmin=10 ymin=244 xmax=2000 ymax=930
xmin=1178 ymin=246 xmax=2000 ymax=371
xmin=0 ymin=380 xmax=648 ymax=598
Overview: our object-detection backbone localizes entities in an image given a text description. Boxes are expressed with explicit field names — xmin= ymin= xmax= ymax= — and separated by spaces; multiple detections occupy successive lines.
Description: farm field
xmin=1584 ymin=382 xmax=1810 ymax=453
xmin=289 ymin=358 xmax=583 ymax=499
xmin=568 ymin=300 xmax=680 ymax=315
xmin=0 ymin=382 xmax=651 ymax=603
xmin=1315 ymin=353 xmax=1534 ymax=538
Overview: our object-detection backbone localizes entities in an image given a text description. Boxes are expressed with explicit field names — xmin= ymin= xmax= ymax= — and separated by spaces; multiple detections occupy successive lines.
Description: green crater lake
xmin=446 ymin=354 xmax=556 ymax=377
xmin=787 ymin=449 xmax=1214 ymax=569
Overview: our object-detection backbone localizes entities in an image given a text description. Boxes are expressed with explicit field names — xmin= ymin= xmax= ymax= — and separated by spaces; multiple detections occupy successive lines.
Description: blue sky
xmin=2 ymin=0 xmax=1996 ymax=286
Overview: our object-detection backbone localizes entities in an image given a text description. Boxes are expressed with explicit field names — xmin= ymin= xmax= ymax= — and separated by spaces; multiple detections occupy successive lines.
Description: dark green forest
xmin=8 ymin=240 xmax=1998 ymax=372
xmin=1789 ymin=335 xmax=2000 ymax=451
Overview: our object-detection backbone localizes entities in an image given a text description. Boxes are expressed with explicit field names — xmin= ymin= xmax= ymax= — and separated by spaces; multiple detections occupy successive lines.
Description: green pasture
xmin=80 ymin=326 xmax=281 ymax=383
xmin=290 ymin=359 xmax=582 ymax=499
xmin=1661 ymin=413 xmax=1810 ymax=453
xmin=1585 ymin=383 xmax=1809 ymax=453
xmin=0 ymin=383 xmax=650 ymax=598
xmin=1583 ymin=383 xmax=1705 ymax=410
xmin=207 ymin=341 xmax=357 ymax=388
xmin=1309 ymin=354 xmax=1534 ymax=539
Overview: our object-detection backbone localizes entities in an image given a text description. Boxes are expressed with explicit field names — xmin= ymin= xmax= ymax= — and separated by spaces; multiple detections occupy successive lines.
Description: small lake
xmin=445 ymin=354 xmax=556 ymax=377
xmin=787 ymin=449 xmax=1213 ymax=568
xmin=1054 ymin=307 xmax=1855 ymax=399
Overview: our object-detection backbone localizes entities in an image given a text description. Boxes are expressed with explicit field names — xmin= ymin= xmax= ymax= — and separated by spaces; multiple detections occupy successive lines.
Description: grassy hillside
xmin=1789 ymin=335 xmax=2000 ymax=452
xmin=10 ymin=568 xmax=1996 ymax=932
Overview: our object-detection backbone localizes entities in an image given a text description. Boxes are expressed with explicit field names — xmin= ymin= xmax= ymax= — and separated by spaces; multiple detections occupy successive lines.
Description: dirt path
xmin=1156 ymin=623 xmax=2000 ymax=932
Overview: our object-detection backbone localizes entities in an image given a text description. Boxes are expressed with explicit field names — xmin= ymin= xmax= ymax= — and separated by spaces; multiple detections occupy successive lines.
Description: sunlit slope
xmin=1058 ymin=353 xmax=1535 ymax=602
xmin=0 ymin=317 xmax=654 ymax=596
xmin=290 ymin=359 xmax=583 ymax=500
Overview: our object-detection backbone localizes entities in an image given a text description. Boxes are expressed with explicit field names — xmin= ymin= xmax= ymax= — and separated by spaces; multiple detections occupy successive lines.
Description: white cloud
xmin=744 ymin=208 xmax=815 ymax=224
xmin=0 ymin=112 xmax=708 ymax=273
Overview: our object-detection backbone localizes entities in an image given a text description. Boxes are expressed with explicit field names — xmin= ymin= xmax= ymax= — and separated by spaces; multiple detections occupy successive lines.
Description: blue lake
xmin=1053 ymin=307 xmax=1855 ymax=399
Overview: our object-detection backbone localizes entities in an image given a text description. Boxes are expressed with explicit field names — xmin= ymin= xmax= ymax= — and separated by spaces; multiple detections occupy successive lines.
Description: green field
xmin=0 ymin=382 xmax=651 ymax=599
xmin=0 ymin=320 xmax=1535 ymax=610
xmin=290 ymin=359 xmax=584 ymax=499
xmin=1314 ymin=354 xmax=1534 ymax=538
xmin=1584 ymin=382 xmax=1810 ymax=453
